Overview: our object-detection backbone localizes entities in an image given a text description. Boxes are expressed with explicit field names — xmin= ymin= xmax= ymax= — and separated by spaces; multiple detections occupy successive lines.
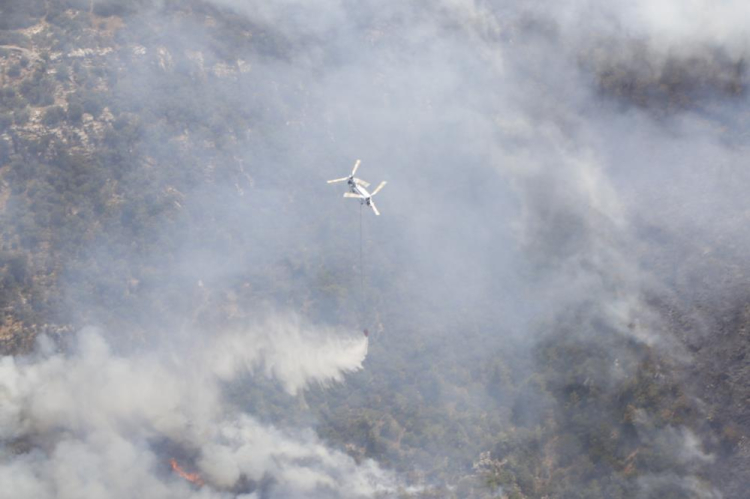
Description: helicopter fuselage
xmin=351 ymin=182 xmax=373 ymax=204
xmin=348 ymin=180 xmax=372 ymax=203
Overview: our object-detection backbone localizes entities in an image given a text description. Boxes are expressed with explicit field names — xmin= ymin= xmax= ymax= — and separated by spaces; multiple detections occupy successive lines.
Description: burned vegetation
xmin=585 ymin=39 xmax=746 ymax=113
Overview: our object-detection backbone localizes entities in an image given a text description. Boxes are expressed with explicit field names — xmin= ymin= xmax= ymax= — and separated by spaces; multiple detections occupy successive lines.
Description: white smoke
xmin=0 ymin=317 xmax=388 ymax=499
xmin=204 ymin=315 xmax=368 ymax=395
xmin=613 ymin=0 xmax=750 ymax=53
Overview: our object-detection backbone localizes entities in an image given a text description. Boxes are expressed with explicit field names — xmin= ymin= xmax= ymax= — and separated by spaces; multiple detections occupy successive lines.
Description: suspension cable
xmin=359 ymin=202 xmax=365 ymax=323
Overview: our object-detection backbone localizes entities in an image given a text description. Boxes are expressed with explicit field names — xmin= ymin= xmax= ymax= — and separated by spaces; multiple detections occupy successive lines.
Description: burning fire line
xmin=170 ymin=458 xmax=205 ymax=487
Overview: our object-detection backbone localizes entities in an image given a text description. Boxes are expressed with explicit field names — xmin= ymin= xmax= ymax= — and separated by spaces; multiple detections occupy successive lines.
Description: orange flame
xmin=170 ymin=458 xmax=205 ymax=487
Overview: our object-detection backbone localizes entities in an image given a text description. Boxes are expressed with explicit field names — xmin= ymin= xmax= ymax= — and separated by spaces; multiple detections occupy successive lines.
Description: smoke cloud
xmin=0 ymin=320 xmax=385 ymax=498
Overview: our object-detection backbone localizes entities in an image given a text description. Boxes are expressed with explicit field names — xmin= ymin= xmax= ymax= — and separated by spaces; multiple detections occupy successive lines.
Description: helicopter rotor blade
xmin=343 ymin=192 xmax=364 ymax=198
xmin=370 ymin=201 xmax=380 ymax=216
xmin=371 ymin=181 xmax=387 ymax=196
xmin=327 ymin=177 xmax=349 ymax=184
xmin=351 ymin=159 xmax=361 ymax=176
xmin=353 ymin=178 xmax=370 ymax=188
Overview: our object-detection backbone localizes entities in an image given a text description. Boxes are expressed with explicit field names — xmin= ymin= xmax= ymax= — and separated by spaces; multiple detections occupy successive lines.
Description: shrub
xmin=19 ymin=76 xmax=56 ymax=106
xmin=0 ymin=1 xmax=45 ymax=30
xmin=67 ymin=102 xmax=84 ymax=123
xmin=82 ymin=95 xmax=104 ymax=117
xmin=43 ymin=106 xmax=66 ymax=126
xmin=13 ymin=108 xmax=30 ymax=126
xmin=1 ymin=87 xmax=17 ymax=103
xmin=93 ymin=2 xmax=128 ymax=17
xmin=7 ymin=63 xmax=22 ymax=78
xmin=0 ymin=113 xmax=12 ymax=131
xmin=0 ymin=137 xmax=10 ymax=165
xmin=55 ymin=65 xmax=70 ymax=82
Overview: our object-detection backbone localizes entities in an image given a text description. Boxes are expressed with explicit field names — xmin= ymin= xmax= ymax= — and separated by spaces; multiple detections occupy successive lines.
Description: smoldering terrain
xmin=1 ymin=0 xmax=750 ymax=498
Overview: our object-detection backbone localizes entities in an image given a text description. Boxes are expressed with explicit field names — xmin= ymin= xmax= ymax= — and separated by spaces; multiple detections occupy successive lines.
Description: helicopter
xmin=327 ymin=160 xmax=387 ymax=215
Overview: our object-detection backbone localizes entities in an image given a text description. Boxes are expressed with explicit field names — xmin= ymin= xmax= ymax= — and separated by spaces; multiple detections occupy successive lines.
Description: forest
xmin=1 ymin=1 xmax=749 ymax=498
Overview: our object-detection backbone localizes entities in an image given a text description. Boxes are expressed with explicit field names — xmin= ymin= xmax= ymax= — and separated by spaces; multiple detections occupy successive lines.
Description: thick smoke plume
xmin=0 ymin=319 xmax=385 ymax=498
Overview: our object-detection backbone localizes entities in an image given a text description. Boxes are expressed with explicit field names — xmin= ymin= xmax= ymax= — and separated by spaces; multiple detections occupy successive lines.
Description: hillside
xmin=1 ymin=2 xmax=750 ymax=498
